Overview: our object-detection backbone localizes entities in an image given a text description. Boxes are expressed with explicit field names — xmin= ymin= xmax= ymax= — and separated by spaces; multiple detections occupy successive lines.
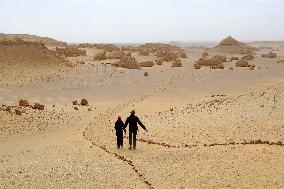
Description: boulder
xmin=72 ymin=100 xmax=79 ymax=106
xmin=171 ymin=59 xmax=182 ymax=67
xmin=111 ymin=56 xmax=140 ymax=69
xmin=15 ymin=109 xmax=22 ymax=115
xmin=19 ymin=99 xmax=29 ymax=107
xmin=236 ymin=59 xmax=249 ymax=67
xmin=34 ymin=103 xmax=45 ymax=110
xmin=210 ymin=64 xmax=224 ymax=69
xmin=155 ymin=59 xmax=163 ymax=65
xmin=5 ymin=106 xmax=12 ymax=112
xmin=195 ymin=55 xmax=225 ymax=69
xmin=249 ymin=64 xmax=255 ymax=70
xmin=144 ymin=72 xmax=149 ymax=76
xmin=194 ymin=63 xmax=201 ymax=69
xmin=262 ymin=52 xmax=277 ymax=58
xmin=81 ymin=99 xmax=88 ymax=106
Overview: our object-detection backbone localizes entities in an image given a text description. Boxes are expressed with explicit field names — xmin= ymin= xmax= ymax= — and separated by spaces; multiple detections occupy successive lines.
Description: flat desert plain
xmin=0 ymin=35 xmax=283 ymax=188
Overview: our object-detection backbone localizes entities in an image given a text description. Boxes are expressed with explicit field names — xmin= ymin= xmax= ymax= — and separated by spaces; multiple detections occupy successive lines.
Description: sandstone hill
xmin=209 ymin=36 xmax=257 ymax=54
xmin=0 ymin=33 xmax=66 ymax=47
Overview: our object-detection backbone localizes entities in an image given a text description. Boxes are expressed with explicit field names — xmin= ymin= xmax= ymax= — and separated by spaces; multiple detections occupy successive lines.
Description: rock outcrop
xmin=262 ymin=52 xmax=277 ymax=58
xmin=139 ymin=61 xmax=154 ymax=67
xmin=56 ymin=46 xmax=86 ymax=57
xmin=19 ymin=99 xmax=29 ymax=107
xmin=171 ymin=59 xmax=182 ymax=67
xmin=235 ymin=59 xmax=253 ymax=67
xmin=112 ymin=56 xmax=140 ymax=69
xmin=195 ymin=55 xmax=226 ymax=69
xmin=34 ymin=103 xmax=45 ymax=110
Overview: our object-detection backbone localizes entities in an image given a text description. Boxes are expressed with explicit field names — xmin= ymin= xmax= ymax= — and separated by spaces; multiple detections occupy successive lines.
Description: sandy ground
xmin=1 ymin=42 xmax=284 ymax=189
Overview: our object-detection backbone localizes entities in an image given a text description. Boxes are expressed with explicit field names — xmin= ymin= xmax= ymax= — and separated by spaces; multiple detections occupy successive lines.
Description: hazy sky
xmin=1 ymin=0 xmax=283 ymax=43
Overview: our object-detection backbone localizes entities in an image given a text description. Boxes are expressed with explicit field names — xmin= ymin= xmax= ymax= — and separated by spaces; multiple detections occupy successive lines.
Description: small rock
xmin=5 ymin=106 xmax=11 ymax=112
xmin=72 ymin=100 xmax=79 ymax=106
xmin=19 ymin=99 xmax=29 ymax=107
xmin=144 ymin=72 xmax=149 ymax=76
xmin=34 ymin=103 xmax=45 ymax=110
xmin=74 ymin=107 xmax=79 ymax=110
xmin=88 ymin=108 xmax=92 ymax=111
xmin=81 ymin=99 xmax=88 ymax=106
xmin=15 ymin=109 xmax=22 ymax=115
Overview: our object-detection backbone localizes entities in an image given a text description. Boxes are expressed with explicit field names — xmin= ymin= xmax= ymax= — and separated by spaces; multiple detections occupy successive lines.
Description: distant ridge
xmin=0 ymin=33 xmax=66 ymax=47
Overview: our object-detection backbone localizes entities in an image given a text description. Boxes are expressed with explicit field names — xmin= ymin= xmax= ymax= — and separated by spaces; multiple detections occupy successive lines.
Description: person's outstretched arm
xmin=137 ymin=118 xmax=148 ymax=132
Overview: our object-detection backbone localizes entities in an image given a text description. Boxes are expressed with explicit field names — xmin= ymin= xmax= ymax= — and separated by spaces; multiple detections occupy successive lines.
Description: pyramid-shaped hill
xmin=219 ymin=36 xmax=241 ymax=46
xmin=209 ymin=36 xmax=257 ymax=54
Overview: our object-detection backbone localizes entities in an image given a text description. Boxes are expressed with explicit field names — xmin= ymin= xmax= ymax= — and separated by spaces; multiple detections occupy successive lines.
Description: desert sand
xmin=0 ymin=34 xmax=283 ymax=189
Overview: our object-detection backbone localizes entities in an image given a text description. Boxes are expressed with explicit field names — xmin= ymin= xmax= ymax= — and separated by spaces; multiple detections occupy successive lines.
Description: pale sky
xmin=0 ymin=0 xmax=283 ymax=43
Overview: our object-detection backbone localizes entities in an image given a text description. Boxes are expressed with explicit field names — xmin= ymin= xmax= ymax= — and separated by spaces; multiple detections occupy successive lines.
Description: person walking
xmin=115 ymin=116 xmax=125 ymax=148
xmin=124 ymin=110 xmax=148 ymax=149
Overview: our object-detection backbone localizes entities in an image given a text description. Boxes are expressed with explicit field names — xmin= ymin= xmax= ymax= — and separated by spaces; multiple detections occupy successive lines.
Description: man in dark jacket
xmin=124 ymin=110 xmax=148 ymax=149
xmin=115 ymin=116 xmax=125 ymax=148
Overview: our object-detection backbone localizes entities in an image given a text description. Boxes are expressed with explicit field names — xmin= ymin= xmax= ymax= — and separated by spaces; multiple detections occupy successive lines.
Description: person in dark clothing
xmin=124 ymin=110 xmax=148 ymax=149
xmin=115 ymin=116 xmax=125 ymax=148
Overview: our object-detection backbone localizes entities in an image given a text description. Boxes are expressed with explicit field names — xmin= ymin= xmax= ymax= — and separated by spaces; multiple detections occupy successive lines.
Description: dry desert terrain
xmin=0 ymin=35 xmax=283 ymax=189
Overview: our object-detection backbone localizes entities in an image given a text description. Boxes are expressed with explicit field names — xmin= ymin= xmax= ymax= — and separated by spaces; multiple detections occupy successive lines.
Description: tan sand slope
xmin=0 ymin=38 xmax=72 ymax=85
